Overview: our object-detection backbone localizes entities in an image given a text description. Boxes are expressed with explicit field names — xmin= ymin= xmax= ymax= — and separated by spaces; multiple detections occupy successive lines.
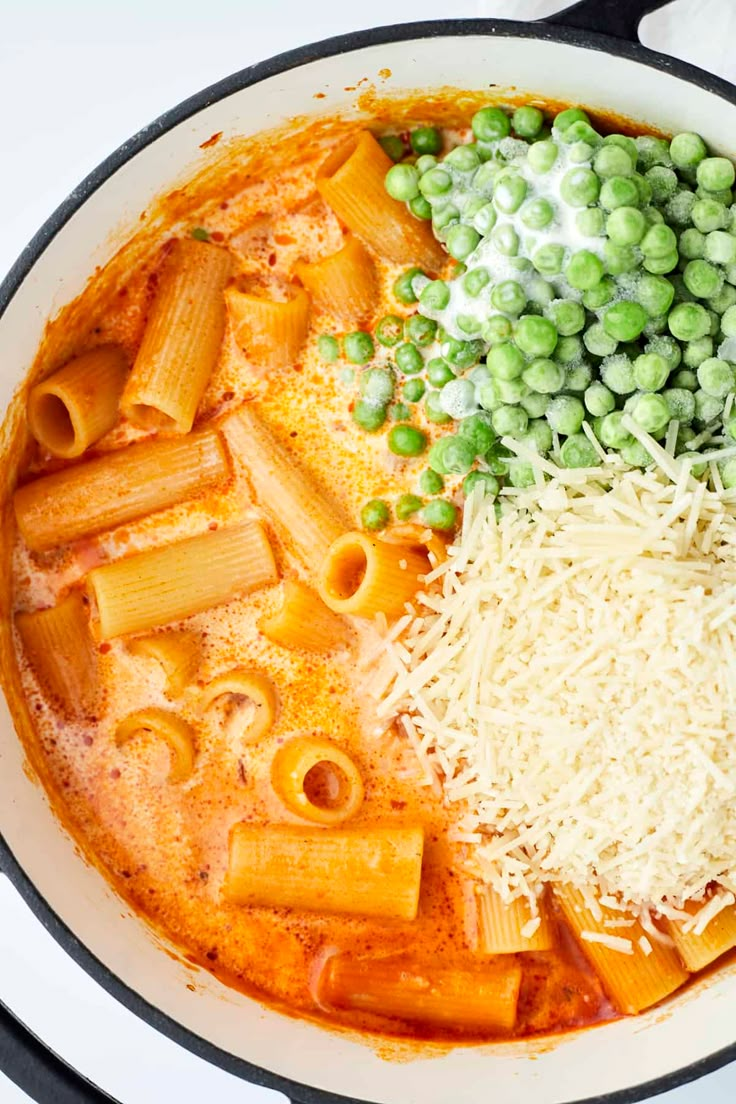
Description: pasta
xmin=15 ymin=591 xmax=98 ymax=719
xmin=475 ymin=887 xmax=555 ymax=954
xmin=225 ymin=824 xmax=424 ymax=919
xmin=27 ymin=345 xmax=128 ymax=459
xmin=199 ymin=667 xmax=279 ymax=745
xmin=259 ymin=578 xmax=351 ymax=652
xmin=87 ymin=521 xmax=277 ymax=639
xmin=294 ymin=234 xmax=377 ymax=324
xmin=115 ymin=707 xmax=196 ymax=782
xmin=320 ymin=954 xmax=522 ymax=1033
xmin=14 ymin=429 xmax=229 ymax=552
xmin=121 ymin=239 xmax=232 ymax=433
xmin=226 ymin=282 xmax=310 ymax=370
xmin=316 ymin=131 xmax=445 ymax=271
xmin=127 ymin=631 xmax=202 ymax=698
xmin=317 ymin=531 xmax=430 ymax=619
xmin=663 ymin=897 xmax=736 ymax=971
xmin=270 ymin=735 xmax=364 ymax=825
xmin=224 ymin=403 xmax=346 ymax=574
xmin=554 ymin=886 xmax=689 ymax=1014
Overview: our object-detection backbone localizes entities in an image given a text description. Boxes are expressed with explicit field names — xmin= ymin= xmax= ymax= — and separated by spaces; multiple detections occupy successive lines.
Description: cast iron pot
xmin=1 ymin=1 xmax=735 ymax=1101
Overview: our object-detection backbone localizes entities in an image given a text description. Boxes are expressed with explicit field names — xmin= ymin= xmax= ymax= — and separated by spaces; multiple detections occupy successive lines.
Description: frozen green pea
xmin=481 ymin=315 xmax=513 ymax=344
xmin=532 ymin=243 xmax=565 ymax=276
xmin=495 ymin=376 xmax=529 ymax=404
xmin=446 ymin=223 xmax=481 ymax=261
xmin=420 ymin=498 xmax=458 ymax=531
xmin=561 ymin=120 xmax=601 ymax=147
xmin=645 ymin=165 xmax=678 ymax=203
xmin=645 ymin=335 xmax=682 ymax=370
xmin=554 ymin=335 xmax=584 ymax=364
xmin=566 ymin=249 xmax=605 ymax=290
xmin=403 ymin=377 xmax=426 ymax=403
xmin=388 ymin=424 xmax=427 ymax=457
xmin=662 ymin=387 xmax=696 ymax=424
xmin=697 ymin=157 xmax=736 ymax=193
xmin=385 ymin=163 xmax=420 ymax=202
xmin=665 ymin=189 xmax=697 ymax=226
xmin=577 ymin=207 xmax=606 ymax=237
xmin=679 ymin=228 xmax=706 ymax=259
xmin=527 ymin=277 xmax=556 ymax=308
xmin=317 ymin=334 xmax=339 ymax=362
xmin=560 ymin=167 xmax=600 ymax=206
xmin=352 ymin=400 xmax=387 ymax=432
xmin=604 ymin=133 xmax=639 ymax=160
xmin=600 ymin=176 xmax=640 ymax=210
xmin=683 ymin=259 xmax=723 ymax=299
xmin=520 ymin=391 xmax=549 ymax=418
xmin=720 ymin=459 xmax=736 ymax=488
xmin=679 ymin=450 xmax=708 ymax=476
xmin=458 ymin=411 xmax=496 ymax=454
xmin=472 ymin=203 xmax=497 ymax=235
xmin=344 ymin=330 xmax=375 ymax=365
xmin=439 ymin=379 xmax=478 ymax=418
xmin=428 ymin=434 xmax=476 ymax=475
xmin=522 ymin=358 xmax=565 ymax=394
xmin=521 ymin=196 xmax=555 ymax=230
xmin=463 ymin=268 xmax=491 ymax=298
xmin=697 ymin=185 xmax=733 ymax=206
xmin=395 ymin=493 xmax=423 ymax=521
xmin=554 ymin=107 xmax=589 ymax=132
xmin=426 ymin=358 xmax=454 ymax=388
xmin=462 ymin=470 xmax=500 ymax=498
xmin=389 ymin=403 xmax=411 ymax=422
xmin=488 ymin=342 xmax=525 ymax=380
xmin=568 ymin=140 xmax=595 ymax=163
xmin=395 ymin=342 xmax=424 ymax=375
xmin=564 ymin=361 xmax=593 ymax=392
xmin=415 ymin=154 xmax=438 ymax=175
xmin=424 ymin=390 xmax=452 ymax=424
xmin=594 ymin=144 xmax=635 ymax=178
xmin=704 ymin=230 xmax=736 ymax=265
xmin=560 ymin=432 xmax=599 ymax=468
xmin=419 ymin=167 xmax=452 ymax=199
xmin=599 ymin=411 xmax=634 ymax=449
xmin=636 ymin=135 xmax=673 ymax=170
xmin=444 ymin=144 xmax=480 ymax=173
xmin=456 ymin=313 xmax=482 ymax=336
xmin=472 ymin=106 xmax=511 ymax=142
xmin=404 ymin=314 xmax=437 ymax=347
xmin=420 ymin=280 xmax=450 ymax=312
xmin=512 ymin=104 xmax=545 ymax=138
xmin=621 ymin=440 xmax=654 ymax=467
xmin=604 ymin=241 xmax=639 ymax=275
xmin=527 ymin=139 xmax=558 ymax=174
xmin=600 ymin=354 xmax=636 ymax=395
xmin=546 ymin=299 xmax=585 ymax=336
xmin=643 ymin=315 xmax=669 ymax=336
xmin=419 ymin=468 xmax=444 ymax=494
xmin=725 ymin=414 xmax=736 ymax=441
xmin=361 ymin=499 xmax=390 ymax=530
xmin=409 ymin=194 xmax=432 ymax=220
xmin=443 ymin=338 xmax=484 ymax=369
xmin=492 ymin=224 xmax=520 ymax=256
xmin=636 ymin=273 xmax=675 ymax=317
xmin=670 ymin=131 xmax=707 ymax=169
xmin=583 ymin=277 xmax=616 ymax=310
xmin=708 ymin=283 xmax=736 ymax=313
xmin=668 ymin=301 xmax=711 ymax=341
xmin=640 ymin=222 xmax=677 ymax=257
xmin=694 ymin=389 xmax=725 ymax=424
xmin=633 ymin=352 xmax=669 ymax=392
xmin=375 ymin=314 xmax=405 ymax=348
xmin=722 ymin=304 xmax=736 ymax=336
xmin=393 ymin=267 xmax=424 ymax=305
xmin=378 ymin=135 xmax=405 ymax=163
xmin=606 ymin=206 xmax=646 ymax=245
xmin=643 ymin=251 xmax=678 ymax=275
xmin=491 ymin=280 xmax=527 ymax=316
xmin=584 ymin=322 xmax=618 ymax=357
xmin=514 ymin=315 xmax=558 ymax=357
xmin=411 ymin=126 xmax=442 ymax=155
xmin=545 ymin=394 xmax=585 ymax=436
xmin=697 ymin=357 xmax=735 ymax=397
xmin=585 ymin=381 xmax=616 ymax=416
xmin=692 ymin=198 xmax=728 ymax=232
xmin=492 ymin=404 xmax=528 ymax=437
xmin=603 ymin=301 xmax=648 ymax=342
xmin=360 ymin=366 xmax=395 ymax=404
xmin=632 ymin=172 xmax=654 ymax=206
xmin=672 ymin=365 xmax=701 ymax=387
xmin=432 ymin=203 xmax=460 ymax=235
xmin=493 ymin=171 xmax=528 ymax=215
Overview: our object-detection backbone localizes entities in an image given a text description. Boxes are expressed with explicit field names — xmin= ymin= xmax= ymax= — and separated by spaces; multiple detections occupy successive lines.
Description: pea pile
xmin=325 ymin=105 xmax=736 ymax=530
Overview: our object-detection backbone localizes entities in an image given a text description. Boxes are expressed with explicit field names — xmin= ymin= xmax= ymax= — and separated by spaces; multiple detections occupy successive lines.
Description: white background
xmin=1 ymin=0 xmax=736 ymax=1101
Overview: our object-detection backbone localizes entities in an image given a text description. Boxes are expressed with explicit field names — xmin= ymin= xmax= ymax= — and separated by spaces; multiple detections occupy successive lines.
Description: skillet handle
xmin=543 ymin=0 xmax=675 ymax=42
xmin=0 ymin=999 xmax=116 ymax=1104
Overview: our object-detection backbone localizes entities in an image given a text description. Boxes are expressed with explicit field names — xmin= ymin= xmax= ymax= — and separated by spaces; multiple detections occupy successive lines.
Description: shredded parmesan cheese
xmin=377 ymin=436 xmax=736 ymax=914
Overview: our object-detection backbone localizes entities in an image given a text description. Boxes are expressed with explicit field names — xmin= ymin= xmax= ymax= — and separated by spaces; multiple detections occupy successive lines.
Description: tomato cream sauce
xmin=2 ymin=98 xmax=622 ymax=1044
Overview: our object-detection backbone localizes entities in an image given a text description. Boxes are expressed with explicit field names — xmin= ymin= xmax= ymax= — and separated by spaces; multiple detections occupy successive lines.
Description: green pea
xmin=645 ymin=165 xmax=678 ymax=203
xmin=673 ymin=363 xmax=702 ymax=386
xmin=532 ymin=243 xmax=565 ymax=276
xmin=722 ymin=304 xmax=736 ymax=336
xmin=631 ymin=392 xmax=671 ymax=435
xmin=697 ymin=357 xmax=735 ymax=398
xmin=545 ymin=394 xmax=585 ymax=436
xmin=424 ymin=390 xmax=452 ymax=424
xmin=521 ymin=391 xmax=550 ymax=419
xmin=584 ymin=322 xmax=618 ymax=358
xmin=419 ymin=280 xmax=450 ymax=313
xmin=708 ymin=283 xmax=736 ymax=313
xmin=388 ymin=424 xmax=427 ymax=457
xmin=463 ymin=268 xmax=491 ymax=298
xmin=393 ymin=493 xmax=422 ymax=521
xmin=599 ymin=411 xmax=634 ymax=449
xmin=600 ymin=176 xmax=640 ymax=211
xmin=560 ymin=432 xmax=598 ymax=468
xmin=633 ymin=352 xmax=669 ymax=392
xmin=415 ymin=154 xmax=438 ymax=176
xmin=521 ymin=196 xmax=555 ymax=230
xmin=594 ymin=144 xmax=635 ymax=178
xmin=604 ymin=134 xmax=639 ymax=162
xmin=577 ymin=207 xmax=606 ymax=237
xmin=600 ymin=354 xmax=637 ymax=395
xmin=670 ymin=131 xmax=707 ymax=169
xmin=694 ymin=389 xmax=725 ymax=424
xmin=512 ymin=104 xmax=545 ymax=138
xmin=603 ymin=301 xmax=648 ymax=341
xmin=604 ymin=241 xmax=639 ymax=275
xmin=632 ymin=172 xmax=654 ymax=206
xmin=446 ymin=223 xmax=481 ymax=261
xmin=663 ymin=388 xmax=696 ymax=424
xmin=521 ymin=358 xmax=565 ymax=394
xmin=411 ymin=126 xmax=442 ymax=155
xmin=560 ymin=166 xmax=601 ymax=206
xmin=527 ymin=276 xmax=556 ymax=309
xmin=491 ymin=280 xmax=527 ymax=316
xmin=444 ymin=338 xmax=484 ymax=370
xmin=566 ymin=249 xmax=605 ymax=290
xmin=409 ymin=194 xmax=432 ymax=219
xmin=620 ymin=439 xmax=654 ymax=467
xmin=389 ymin=402 xmax=411 ymax=422
xmin=554 ymin=107 xmax=589 ymax=132
xmin=445 ymin=144 xmax=480 ymax=173
xmin=640 ymin=222 xmax=677 ymax=257
xmin=462 ymin=471 xmax=500 ymax=498
xmin=360 ymin=366 xmax=394 ymax=404
xmin=428 ymin=434 xmax=477 ymax=474
xmin=521 ymin=417 xmax=553 ymax=452
xmin=404 ymin=314 xmax=437 ymax=347
xmin=491 ymin=172 xmax=527 ymax=216
xmin=495 ymin=376 xmax=529 ymax=405
xmin=317 ymin=334 xmax=339 ymax=362
xmin=636 ymin=135 xmax=673 ymax=171
xmin=344 ymin=331 xmax=375 ymax=365
xmin=645 ymin=335 xmax=682 ymax=371
xmin=375 ymin=315 xmax=404 ymax=347
xmin=643 ymin=251 xmax=678 ymax=275
xmin=636 ymin=273 xmax=675 ymax=317
xmin=585 ymin=380 xmax=616 ymax=417
xmin=705 ymin=230 xmax=736 ymax=265
xmin=697 ymin=157 xmax=736 ymax=192
xmin=419 ymin=469 xmax=444 ymax=494
xmin=606 ymin=205 xmax=646 ymax=246
xmin=692 ymin=197 xmax=728 ymax=232
xmin=720 ymin=458 xmax=736 ymax=488
xmin=683 ymin=259 xmax=723 ymax=299
xmin=385 ymin=163 xmax=420 ymax=202
xmin=515 ymin=315 xmax=558 ymax=357
xmin=420 ymin=498 xmax=458 ymax=531
xmin=471 ymin=106 xmax=511 ymax=142
xmin=492 ymin=404 xmax=529 ymax=437
xmin=556 ymin=336 xmax=585 ymax=365
xmin=419 ymin=167 xmax=452 ymax=199
xmin=427 ymin=358 xmax=455 ymax=387
xmin=697 ymin=185 xmax=734 ymax=206
xmin=378 ymin=135 xmax=405 ymax=162
xmin=432 ymin=203 xmax=460 ymax=235
xmin=679 ymin=228 xmax=706 ymax=259
xmin=361 ymin=499 xmax=390 ymax=530
xmin=403 ymin=378 xmax=425 ymax=403
xmin=492 ymin=224 xmax=520 ymax=256
xmin=527 ymin=139 xmax=559 ymax=174
xmin=395 ymin=342 xmax=424 ymax=375
xmin=583 ymin=277 xmax=616 ymax=310
xmin=458 ymin=411 xmax=496 ymax=454
xmin=393 ymin=267 xmax=424 ymax=305
xmin=565 ymin=362 xmax=593 ymax=393
xmin=543 ymin=299 xmax=584 ymax=338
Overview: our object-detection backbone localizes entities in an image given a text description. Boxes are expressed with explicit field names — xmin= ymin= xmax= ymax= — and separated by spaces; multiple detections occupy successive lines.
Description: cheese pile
xmin=377 ymin=426 xmax=736 ymax=916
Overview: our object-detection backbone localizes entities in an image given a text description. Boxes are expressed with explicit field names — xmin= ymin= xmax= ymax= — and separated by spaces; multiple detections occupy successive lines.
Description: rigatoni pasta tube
xmin=200 ymin=667 xmax=279 ymax=745
xmin=316 ymin=131 xmax=444 ymax=272
xmin=555 ymin=886 xmax=688 ymax=1014
xmin=127 ymin=631 xmax=201 ymax=698
xmin=294 ymin=235 xmax=376 ymax=324
xmin=271 ymin=736 xmax=364 ymax=825
xmin=14 ymin=429 xmax=229 ymax=552
xmin=224 ymin=404 xmax=347 ymax=574
xmin=121 ymin=239 xmax=232 ymax=433
xmin=320 ymin=955 xmax=521 ymax=1033
xmin=15 ymin=591 xmax=98 ymax=719
xmin=318 ymin=531 xmax=429 ymax=619
xmin=27 ymin=346 xmax=128 ymax=459
xmin=225 ymin=824 xmax=424 ymax=920
xmin=115 ymin=707 xmax=195 ymax=782
xmin=663 ymin=897 xmax=736 ymax=971
xmin=226 ymin=283 xmax=310 ymax=370
xmin=87 ymin=521 xmax=277 ymax=639
xmin=475 ymin=887 xmax=555 ymax=954
xmin=260 ymin=579 xmax=351 ymax=652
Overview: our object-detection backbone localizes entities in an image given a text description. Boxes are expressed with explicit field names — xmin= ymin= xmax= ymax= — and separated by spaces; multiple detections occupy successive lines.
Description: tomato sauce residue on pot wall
xmin=0 ymin=89 xmax=677 ymax=1048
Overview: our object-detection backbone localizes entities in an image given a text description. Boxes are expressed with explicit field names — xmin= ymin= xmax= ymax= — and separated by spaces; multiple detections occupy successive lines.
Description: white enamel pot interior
xmin=1 ymin=15 xmax=736 ymax=1104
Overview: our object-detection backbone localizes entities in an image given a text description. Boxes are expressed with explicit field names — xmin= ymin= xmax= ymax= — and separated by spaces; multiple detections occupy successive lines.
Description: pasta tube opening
xmin=271 ymin=735 xmax=364 ymax=825
xmin=127 ymin=631 xmax=201 ymax=698
xmin=200 ymin=667 xmax=279 ymax=745
xmin=318 ymin=531 xmax=429 ymax=619
xmin=226 ymin=281 xmax=310 ymax=370
xmin=115 ymin=707 xmax=196 ymax=782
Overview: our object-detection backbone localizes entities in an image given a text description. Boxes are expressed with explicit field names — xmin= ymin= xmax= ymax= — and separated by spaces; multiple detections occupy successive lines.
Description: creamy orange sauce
xmin=0 ymin=96 xmax=631 ymax=1045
